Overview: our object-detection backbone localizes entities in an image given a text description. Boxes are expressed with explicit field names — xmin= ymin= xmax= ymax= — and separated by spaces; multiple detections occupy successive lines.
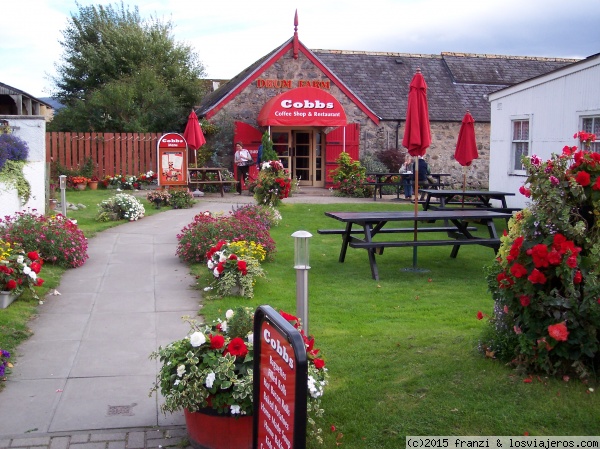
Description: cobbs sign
xmin=257 ymin=86 xmax=347 ymax=127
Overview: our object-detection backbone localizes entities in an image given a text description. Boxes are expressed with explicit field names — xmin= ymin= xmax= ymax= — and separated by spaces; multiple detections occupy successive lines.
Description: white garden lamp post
xmin=59 ymin=175 xmax=67 ymax=216
xmin=292 ymin=230 xmax=312 ymax=334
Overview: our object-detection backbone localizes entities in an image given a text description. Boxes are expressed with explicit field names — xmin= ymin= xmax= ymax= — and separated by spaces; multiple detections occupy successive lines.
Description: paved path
xmin=0 ymin=189 xmax=375 ymax=448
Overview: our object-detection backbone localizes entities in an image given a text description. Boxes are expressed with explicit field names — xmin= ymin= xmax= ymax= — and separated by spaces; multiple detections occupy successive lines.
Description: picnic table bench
xmin=366 ymin=173 xmax=450 ymax=201
xmin=321 ymin=209 xmax=511 ymax=280
xmin=188 ymin=167 xmax=238 ymax=197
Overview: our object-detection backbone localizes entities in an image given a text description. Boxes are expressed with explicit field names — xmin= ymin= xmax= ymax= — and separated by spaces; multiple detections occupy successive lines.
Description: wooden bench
xmin=348 ymin=237 xmax=501 ymax=258
xmin=317 ymin=225 xmax=477 ymax=235
xmin=189 ymin=180 xmax=239 ymax=197
xmin=188 ymin=167 xmax=239 ymax=197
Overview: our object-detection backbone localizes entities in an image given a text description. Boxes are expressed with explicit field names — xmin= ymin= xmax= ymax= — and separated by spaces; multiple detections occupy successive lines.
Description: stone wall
xmin=210 ymin=49 xmax=491 ymax=189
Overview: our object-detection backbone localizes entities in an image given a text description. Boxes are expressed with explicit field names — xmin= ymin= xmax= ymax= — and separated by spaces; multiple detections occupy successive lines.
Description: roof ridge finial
xmin=293 ymin=9 xmax=299 ymax=59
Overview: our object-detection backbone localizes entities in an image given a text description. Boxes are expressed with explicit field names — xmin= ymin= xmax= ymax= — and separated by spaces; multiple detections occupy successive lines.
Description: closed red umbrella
xmin=454 ymin=110 xmax=479 ymax=207
xmin=183 ymin=110 xmax=206 ymax=165
xmin=402 ymin=68 xmax=431 ymax=271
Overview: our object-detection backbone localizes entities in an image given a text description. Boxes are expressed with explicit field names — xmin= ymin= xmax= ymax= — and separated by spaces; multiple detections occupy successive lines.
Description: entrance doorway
xmin=271 ymin=129 xmax=324 ymax=187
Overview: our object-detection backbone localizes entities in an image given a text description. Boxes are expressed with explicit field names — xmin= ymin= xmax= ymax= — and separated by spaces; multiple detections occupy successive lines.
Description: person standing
xmin=400 ymin=156 xmax=413 ymax=199
xmin=234 ymin=142 xmax=252 ymax=194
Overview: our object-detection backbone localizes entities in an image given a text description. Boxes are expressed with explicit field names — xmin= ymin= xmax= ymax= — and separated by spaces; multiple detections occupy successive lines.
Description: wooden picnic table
xmin=366 ymin=172 xmax=450 ymax=201
xmin=320 ymin=209 xmax=511 ymax=280
xmin=420 ymin=189 xmax=516 ymax=211
xmin=187 ymin=167 xmax=238 ymax=197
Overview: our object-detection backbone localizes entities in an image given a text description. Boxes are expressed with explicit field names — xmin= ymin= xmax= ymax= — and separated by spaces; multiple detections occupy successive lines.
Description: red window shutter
xmin=325 ymin=123 xmax=360 ymax=185
xmin=233 ymin=122 xmax=263 ymax=185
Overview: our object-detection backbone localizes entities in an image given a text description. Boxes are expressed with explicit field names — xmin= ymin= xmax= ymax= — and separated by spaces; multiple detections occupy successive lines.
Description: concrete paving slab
xmin=155 ymin=311 xmax=200 ymax=347
xmin=155 ymin=290 xmax=199 ymax=312
xmin=0 ymin=378 xmax=66 ymax=435
xmin=70 ymin=339 xmax=156 ymax=377
xmin=49 ymin=376 xmax=157 ymax=432
xmin=42 ymin=293 xmax=96 ymax=315
xmin=10 ymin=340 xmax=80 ymax=380
xmin=98 ymin=269 xmax=154 ymax=293
xmin=82 ymin=312 xmax=155 ymax=341
xmin=55 ymin=276 xmax=102 ymax=294
xmin=92 ymin=290 xmax=156 ymax=313
xmin=27 ymin=313 xmax=90 ymax=341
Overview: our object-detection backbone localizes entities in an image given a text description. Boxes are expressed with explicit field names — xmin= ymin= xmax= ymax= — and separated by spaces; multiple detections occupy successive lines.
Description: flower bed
xmin=0 ymin=239 xmax=44 ymax=300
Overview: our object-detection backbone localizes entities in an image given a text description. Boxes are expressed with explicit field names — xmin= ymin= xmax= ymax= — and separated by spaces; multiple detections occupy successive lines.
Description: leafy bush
xmin=146 ymin=189 xmax=171 ymax=209
xmin=176 ymin=209 xmax=276 ymax=265
xmin=330 ymin=152 xmax=373 ymax=198
xmin=230 ymin=204 xmax=282 ymax=229
xmin=376 ymin=148 xmax=406 ymax=172
xmin=167 ymin=187 xmax=195 ymax=209
xmin=360 ymin=153 xmax=388 ymax=174
xmin=97 ymin=193 xmax=145 ymax=221
xmin=483 ymin=133 xmax=600 ymax=378
xmin=0 ymin=211 xmax=88 ymax=268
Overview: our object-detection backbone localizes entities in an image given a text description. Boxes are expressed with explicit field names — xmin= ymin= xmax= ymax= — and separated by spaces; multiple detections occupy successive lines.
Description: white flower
xmin=206 ymin=372 xmax=216 ymax=388
xmin=23 ymin=266 xmax=31 ymax=275
xmin=207 ymin=260 xmax=215 ymax=269
xmin=174 ymin=379 xmax=180 ymax=386
xmin=230 ymin=405 xmax=241 ymax=415
xmin=213 ymin=267 xmax=221 ymax=277
xmin=189 ymin=332 xmax=206 ymax=347
xmin=203 ymin=286 xmax=213 ymax=291
xmin=220 ymin=321 xmax=228 ymax=332
xmin=225 ymin=309 xmax=234 ymax=319
xmin=176 ymin=364 xmax=186 ymax=377
xmin=247 ymin=333 xmax=254 ymax=344
xmin=17 ymin=256 xmax=24 ymax=264
xmin=218 ymin=252 xmax=227 ymax=263
xmin=28 ymin=271 xmax=37 ymax=280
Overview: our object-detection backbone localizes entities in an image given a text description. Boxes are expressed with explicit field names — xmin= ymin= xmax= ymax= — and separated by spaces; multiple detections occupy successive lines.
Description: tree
xmin=49 ymin=2 xmax=206 ymax=132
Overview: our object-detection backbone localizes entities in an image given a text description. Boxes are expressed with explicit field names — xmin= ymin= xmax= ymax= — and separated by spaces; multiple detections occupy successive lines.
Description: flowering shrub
xmin=150 ymin=307 xmax=327 ymax=441
xmin=0 ymin=133 xmax=31 ymax=203
xmin=330 ymin=152 xmax=373 ymax=198
xmin=137 ymin=171 xmax=157 ymax=186
xmin=227 ymin=240 xmax=267 ymax=262
xmin=97 ymin=193 xmax=145 ymax=222
xmin=176 ymin=209 xmax=276 ymax=264
xmin=146 ymin=189 xmax=171 ymax=209
xmin=249 ymin=160 xmax=292 ymax=206
xmin=70 ymin=176 xmax=89 ymax=186
xmin=0 ymin=349 xmax=10 ymax=378
xmin=230 ymin=204 xmax=282 ymax=229
xmin=102 ymin=174 xmax=138 ymax=189
xmin=0 ymin=134 xmax=29 ymax=170
xmin=483 ymin=133 xmax=600 ymax=378
xmin=0 ymin=211 xmax=88 ymax=268
xmin=0 ymin=240 xmax=44 ymax=299
xmin=205 ymin=240 xmax=265 ymax=298
xmin=167 ymin=187 xmax=195 ymax=209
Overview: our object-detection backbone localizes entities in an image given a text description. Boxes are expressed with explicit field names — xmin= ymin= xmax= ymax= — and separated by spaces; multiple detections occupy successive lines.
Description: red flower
xmin=527 ymin=244 xmax=549 ymax=268
xmin=30 ymin=262 xmax=42 ymax=274
xmin=497 ymin=272 xmax=514 ymax=289
xmin=523 ymin=378 xmax=533 ymax=384
xmin=5 ymin=279 xmax=17 ymax=290
xmin=573 ymin=270 xmax=583 ymax=284
xmin=476 ymin=311 xmax=484 ymax=320
xmin=280 ymin=310 xmax=299 ymax=323
xmin=528 ymin=269 xmax=547 ymax=284
xmin=226 ymin=337 xmax=249 ymax=357
xmin=519 ymin=295 xmax=531 ymax=307
xmin=548 ymin=322 xmax=569 ymax=342
xmin=216 ymin=262 xmax=225 ymax=274
xmin=510 ymin=263 xmax=528 ymax=278
xmin=593 ymin=177 xmax=600 ymax=191
xmin=575 ymin=170 xmax=591 ymax=187
xmin=519 ymin=186 xmax=531 ymax=197
xmin=210 ymin=334 xmax=225 ymax=349
xmin=313 ymin=358 xmax=325 ymax=369
xmin=27 ymin=251 xmax=39 ymax=261
xmin=237 ymin=260 xmax=247 ymax=275
xmin=36 ymin=278 xmax=44 ymax=287
xmin=547 ymin=250 xmax=562 ymax=266
xmin=566 ymin=255 xmax=578 ymax=268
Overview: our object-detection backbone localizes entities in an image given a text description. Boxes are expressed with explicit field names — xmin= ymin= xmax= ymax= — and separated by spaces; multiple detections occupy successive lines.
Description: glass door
xmin=293 ymin=131 xmax=311 ymax=186
xmin=272 ymin=131 xmax=291 ymax=170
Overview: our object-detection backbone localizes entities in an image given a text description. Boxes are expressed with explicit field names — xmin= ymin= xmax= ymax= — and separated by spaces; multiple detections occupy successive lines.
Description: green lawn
xmin=2 ymin=194 xmax=599 ymax=447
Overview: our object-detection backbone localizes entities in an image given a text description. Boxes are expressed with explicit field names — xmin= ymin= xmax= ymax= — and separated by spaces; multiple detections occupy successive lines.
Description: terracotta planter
xmin=48 ymin=199 xmax=58 ymax=211
xmin=184 ymin=408 xmax=252 ymax=449
xmin=88 ymin=181 xmax=98 ymax=190
xmin=0 ymin=291 xmax=20 ymax=309
xmin=76 ymin=183 xmax=86 ymax=191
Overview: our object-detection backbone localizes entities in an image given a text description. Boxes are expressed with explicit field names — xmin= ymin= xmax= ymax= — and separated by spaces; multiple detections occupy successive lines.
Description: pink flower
xmin=519 ymin=186 xmax=531 ymax=197
xmin=549 ymin=176 xmax=559 ymax=186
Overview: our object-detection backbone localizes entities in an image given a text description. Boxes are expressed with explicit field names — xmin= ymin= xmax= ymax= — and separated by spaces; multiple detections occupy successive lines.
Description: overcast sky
xmin=2 ymin=0 xmax=599 ymax=98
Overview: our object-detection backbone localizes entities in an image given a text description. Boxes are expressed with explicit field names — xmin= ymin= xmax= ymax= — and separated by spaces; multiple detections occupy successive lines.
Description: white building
xmin=488 ymin=53 xmax=600 ymax=209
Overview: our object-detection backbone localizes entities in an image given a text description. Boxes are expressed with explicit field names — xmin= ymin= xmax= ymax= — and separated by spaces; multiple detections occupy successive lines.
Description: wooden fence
xmin=46 ymin=132 xmax=162 ymax=178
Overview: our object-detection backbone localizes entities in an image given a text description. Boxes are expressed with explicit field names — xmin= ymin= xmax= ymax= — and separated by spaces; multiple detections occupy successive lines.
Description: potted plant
xmin=249 ymin=160 xmax=292 ymax=207
xmin=88 ymin=176 xmax=99 ymax=190
xmin=205 ymin=240 xmax=265 ymax=298
xmin=70 ymin=176 xmax=89 ymax=190
xmin=146 ymin=189 xmax=171 ymax=209
xmin=149 ymin=307 xmax=328 ymax=449
xmin=0 ymin=239 xmax=45 ymax=308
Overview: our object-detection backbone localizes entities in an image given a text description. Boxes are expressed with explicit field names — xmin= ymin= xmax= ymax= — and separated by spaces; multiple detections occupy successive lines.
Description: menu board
xmin=254 ymin=306 xmax=307 ymax=449
xmin=157 ymin=133 xmax=188 ymax=186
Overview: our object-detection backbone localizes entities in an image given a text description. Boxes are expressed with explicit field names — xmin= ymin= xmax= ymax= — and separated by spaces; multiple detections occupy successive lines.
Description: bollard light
xmin=292 ymin=230 xmax=312 ymax=334
xmin=59 ymin=175 xmax=67 ymax=216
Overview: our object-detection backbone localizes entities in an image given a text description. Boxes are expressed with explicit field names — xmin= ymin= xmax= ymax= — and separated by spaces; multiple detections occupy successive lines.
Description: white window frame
xmin=510 ymin=115 xmax=531 ymax=175
xmin=580 ymin=112 xmax=600 ymax=153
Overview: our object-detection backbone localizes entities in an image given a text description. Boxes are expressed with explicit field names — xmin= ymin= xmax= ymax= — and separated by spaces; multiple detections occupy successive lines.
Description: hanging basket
xmin=184 ymin=408 xmax=252 ymax=449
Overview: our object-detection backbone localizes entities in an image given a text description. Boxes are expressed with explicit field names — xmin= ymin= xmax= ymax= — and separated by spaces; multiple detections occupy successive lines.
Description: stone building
xmin=197 ymin=18 xmax=576 ymax=190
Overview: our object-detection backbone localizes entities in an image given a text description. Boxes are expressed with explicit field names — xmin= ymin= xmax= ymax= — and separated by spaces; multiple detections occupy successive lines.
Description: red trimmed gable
xmin=203 ymin=40 xmax=380 ymax=125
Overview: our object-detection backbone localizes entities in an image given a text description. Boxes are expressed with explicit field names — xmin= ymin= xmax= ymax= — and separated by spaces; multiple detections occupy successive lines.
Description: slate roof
xmin=313 ymin=51 xmax=577 ymax=122
xmin=197 ymin=42 xmax=578 ymax=123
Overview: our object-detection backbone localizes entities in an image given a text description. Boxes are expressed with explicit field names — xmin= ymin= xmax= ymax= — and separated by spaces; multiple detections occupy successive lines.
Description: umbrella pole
xmin=462 ymin=166 xmax=466 ymax=209
xmin=413 ymin=161 xmax=419 ymax=268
